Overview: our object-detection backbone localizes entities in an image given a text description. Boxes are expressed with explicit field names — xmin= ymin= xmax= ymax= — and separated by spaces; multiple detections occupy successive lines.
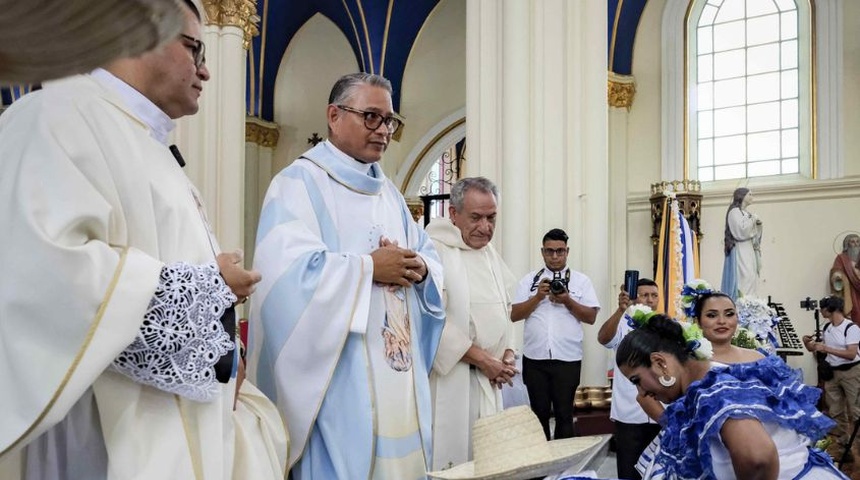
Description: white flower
xmin=735 ymin=297 xmax=779 ymax=343
xmin=694 ymin=337 xmax=714 ymax=360
xmin=627 ymin=304 xmax=654 ymax=317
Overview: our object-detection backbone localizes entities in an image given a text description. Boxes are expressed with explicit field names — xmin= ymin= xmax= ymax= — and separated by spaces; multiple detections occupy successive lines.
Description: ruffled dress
xmin=639 ymin=355 xmax=847 ymax=479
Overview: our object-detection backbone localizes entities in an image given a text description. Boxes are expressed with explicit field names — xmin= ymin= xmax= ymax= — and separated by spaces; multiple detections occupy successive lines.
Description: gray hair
xmin=844 ymin=234 xmax=860 ymax=252
xmin=450 ymin=177 xmax=498 ymax=212
xmin=328 ymin=73 xmax=393 ymax=105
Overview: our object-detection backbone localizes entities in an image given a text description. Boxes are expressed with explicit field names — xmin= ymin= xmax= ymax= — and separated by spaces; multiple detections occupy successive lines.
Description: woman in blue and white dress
xmin=617 ymin=314 xmax=847 ymax=479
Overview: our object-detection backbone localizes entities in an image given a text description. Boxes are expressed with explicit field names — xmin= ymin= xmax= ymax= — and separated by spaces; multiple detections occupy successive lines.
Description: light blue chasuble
xmin=248 ymin=141 xmax=445 ymax=479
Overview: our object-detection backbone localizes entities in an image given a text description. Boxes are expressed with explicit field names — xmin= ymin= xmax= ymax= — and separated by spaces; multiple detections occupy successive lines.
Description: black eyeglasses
xmin=336 ymin=105 xmax=403 ymax=133
xmin=541 ymin=248 xmax=568 ymax=257
xmin=180 ymin=34 xmax=206 ymax=69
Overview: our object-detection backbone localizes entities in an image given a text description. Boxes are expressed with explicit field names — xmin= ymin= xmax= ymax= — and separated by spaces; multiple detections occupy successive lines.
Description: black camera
xmin=800 ymin=297 xmax=818 ymax=310
xmin=549 ymin=277 xmax=568 ymax=295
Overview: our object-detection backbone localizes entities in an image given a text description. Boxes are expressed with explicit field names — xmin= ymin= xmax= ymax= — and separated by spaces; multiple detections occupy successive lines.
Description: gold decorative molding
xmin=202 ymin=0 xmax=260 ymax=49
xmin=405 ymin=198 xmax=425 ymax=224
xmin=649 ymin=179 xmax=701 ymax=196
xmin=245 ymin=117 xmax=279 ymax=148
xmin=607 ymin=72 xmax=636 ymax=110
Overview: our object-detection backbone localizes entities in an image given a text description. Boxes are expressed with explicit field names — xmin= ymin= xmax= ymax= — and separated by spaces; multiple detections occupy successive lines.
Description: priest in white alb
xmin=0 ymin=2 xmax=287 ymax=478
xmin=247 ymin=73 xmax=446 ymax=479
xmin=425 ymin=177 xmax=518 ymax=471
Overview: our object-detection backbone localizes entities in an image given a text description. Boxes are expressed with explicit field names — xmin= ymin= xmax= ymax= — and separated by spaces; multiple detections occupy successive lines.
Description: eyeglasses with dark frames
xmin=180 ymin=34 xmax=206 ymax=69
xmin=541 ymin=248 xmax=568 ymax=257
xmin=336 ymin=105 xmax=403 ymax=133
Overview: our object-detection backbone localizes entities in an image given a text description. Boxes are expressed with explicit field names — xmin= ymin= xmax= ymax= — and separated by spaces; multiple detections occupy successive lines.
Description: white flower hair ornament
xmin=680 ymin=279 xmax=714 ymax=320
xmin=681 ymin=322 xmax=714 ymax=360
xmin=625 ymin=304 xmax=656 ymax=329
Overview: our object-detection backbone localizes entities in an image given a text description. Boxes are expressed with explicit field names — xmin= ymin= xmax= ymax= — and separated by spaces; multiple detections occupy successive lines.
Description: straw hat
xmin=427 ymin=406 xmax=602 ymax=480
xmin=0 ymin=0 xmax=184 ymax=83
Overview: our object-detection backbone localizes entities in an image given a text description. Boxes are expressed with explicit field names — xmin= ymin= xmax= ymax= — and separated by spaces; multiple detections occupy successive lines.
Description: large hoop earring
xmin=659 ymin=374 xmax=676 ymax=387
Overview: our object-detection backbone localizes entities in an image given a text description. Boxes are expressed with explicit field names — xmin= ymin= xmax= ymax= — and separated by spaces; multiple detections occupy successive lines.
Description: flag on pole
xmin=655 ymin=194 xmax=699 ymax=318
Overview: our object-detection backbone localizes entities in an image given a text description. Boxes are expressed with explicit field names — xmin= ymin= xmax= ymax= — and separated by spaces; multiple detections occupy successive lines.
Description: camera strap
xmin=529 ymin=268 xmax=571 ymax=292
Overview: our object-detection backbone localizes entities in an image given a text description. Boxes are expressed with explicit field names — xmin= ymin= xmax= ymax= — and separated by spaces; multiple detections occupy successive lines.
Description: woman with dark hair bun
xmin=617 ymin=314 xmax=847 ymax=479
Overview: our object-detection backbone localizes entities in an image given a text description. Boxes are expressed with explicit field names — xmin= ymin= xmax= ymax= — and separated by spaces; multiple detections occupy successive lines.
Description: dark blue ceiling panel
xmin=249 ymin=0 xmax=650 ymax=121
xmin=609 ymin=0 xmax=648 ymax=76
xmin=248 ymin=0 xmax=439 ymax=122
xmin=1 ymin=84 xmax=39 ymax=106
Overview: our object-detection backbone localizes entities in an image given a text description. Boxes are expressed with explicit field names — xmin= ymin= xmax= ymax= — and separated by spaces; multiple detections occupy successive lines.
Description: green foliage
xmin=731 ymin=327 xmax=758 ymax=350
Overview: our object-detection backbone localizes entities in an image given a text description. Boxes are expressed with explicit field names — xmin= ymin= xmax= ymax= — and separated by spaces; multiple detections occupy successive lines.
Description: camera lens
xmin=550 ymin=279 xmax=566 ymax=295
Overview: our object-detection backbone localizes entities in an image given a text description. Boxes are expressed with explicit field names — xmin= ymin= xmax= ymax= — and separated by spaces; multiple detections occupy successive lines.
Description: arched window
xmin=684 ymin=0 xmax=813 ymax=181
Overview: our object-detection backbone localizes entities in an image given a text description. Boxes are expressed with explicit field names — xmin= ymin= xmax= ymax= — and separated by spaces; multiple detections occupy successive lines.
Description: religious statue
xmin=831 ymin=233 xmax=860 ymax=321
xmin=721 ymin=188 xmax=763 ymax=299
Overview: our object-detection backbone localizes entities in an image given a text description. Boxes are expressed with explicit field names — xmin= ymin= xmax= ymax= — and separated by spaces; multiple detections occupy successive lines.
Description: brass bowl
xmin=574 ymin=400 xmax=591 ymax=409
xmin=591 ymin=399 xmax=611 ymax=409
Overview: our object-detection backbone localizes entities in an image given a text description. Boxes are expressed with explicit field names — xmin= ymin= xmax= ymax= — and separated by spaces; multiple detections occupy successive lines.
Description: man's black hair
xmin=820 ymin=296 xmax=845 ymax=314
xmin=637 ymin=278 xmax=658 ymax=288
xmin=542 ymin=228 xmax=569 ymax=244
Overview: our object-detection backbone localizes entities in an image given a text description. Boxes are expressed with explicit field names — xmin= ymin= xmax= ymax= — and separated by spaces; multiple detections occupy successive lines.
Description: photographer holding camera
xmin=803 ymin=296 xmax=860 ymax=456
xmin=511 ymin=228 xmax=600 ymax=440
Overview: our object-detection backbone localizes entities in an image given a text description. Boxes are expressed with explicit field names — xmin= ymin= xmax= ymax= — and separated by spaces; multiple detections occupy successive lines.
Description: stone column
xmin=466 ymin=0 xmax=608 ymax=384
xmin=608 ymin=73 xmax=636 ymax=299
xmin=173 ymin=0 xmax=258 ymax=256
xmin=244 ymin=117 xmax=279 ymax=268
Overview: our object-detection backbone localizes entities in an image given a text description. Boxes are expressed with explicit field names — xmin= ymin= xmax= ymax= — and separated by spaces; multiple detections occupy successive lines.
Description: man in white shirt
xmin=511 ymin=228 xmax=600 ymax=440
xmin=597 ymin=278 xmax=663 ymax=480
xmin=803 ymin=296 xmax=860 ymax=452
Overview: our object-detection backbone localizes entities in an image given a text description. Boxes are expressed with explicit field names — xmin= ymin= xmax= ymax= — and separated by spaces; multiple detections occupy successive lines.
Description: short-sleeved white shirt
xmin=514 ymin=266 xmax=600 ymax=362
xmin=824 ymin=320 xmax=860 ymax=366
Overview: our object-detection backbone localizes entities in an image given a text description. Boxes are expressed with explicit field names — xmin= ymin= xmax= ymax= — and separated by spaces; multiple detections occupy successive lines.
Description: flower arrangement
xmin=679 ymin=279 xmax=714 ymax=320
xmin=734 ymin=297 xmax=780 ymax=353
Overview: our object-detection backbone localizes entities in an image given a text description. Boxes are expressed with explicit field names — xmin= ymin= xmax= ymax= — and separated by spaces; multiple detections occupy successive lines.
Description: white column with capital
xmin=466 ymin=0 xmax=608 ymax=385
xmin=244 ymin=117 xmax=278 ymax=268
xmin=173 ymin=5 xmax=254 ymax=257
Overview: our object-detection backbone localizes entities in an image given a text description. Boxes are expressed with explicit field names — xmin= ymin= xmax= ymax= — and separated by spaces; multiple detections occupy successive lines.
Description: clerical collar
xmin=325 ymin=140 xmax=376 ymax=177
xmin=91 ymin=68 xmax=176 ymax=145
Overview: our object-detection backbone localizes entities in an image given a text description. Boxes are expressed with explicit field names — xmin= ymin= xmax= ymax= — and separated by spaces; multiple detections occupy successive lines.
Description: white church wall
xmin=621 ymin=0 xmax=860 ymax=385
xmin=627 ymin=184 xmax=860 ymax=384
xmin=271 ymin=14 xmax=357 ymax=176
xmin=384 ymin=0 xmax=466 ymax=183
xmin=843 ymin=1 xmax=860 ymax=177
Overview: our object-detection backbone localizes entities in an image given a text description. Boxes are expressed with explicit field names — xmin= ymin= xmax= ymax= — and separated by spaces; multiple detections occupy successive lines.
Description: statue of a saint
xmin=721 ymin=188 xmax=763 ymax=299
xmin=831 ymin=233 xmax=860 ymax=321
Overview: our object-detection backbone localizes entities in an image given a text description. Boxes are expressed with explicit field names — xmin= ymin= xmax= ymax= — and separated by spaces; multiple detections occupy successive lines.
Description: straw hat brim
xmin=427 ymin=435 xmax=602 ymax=480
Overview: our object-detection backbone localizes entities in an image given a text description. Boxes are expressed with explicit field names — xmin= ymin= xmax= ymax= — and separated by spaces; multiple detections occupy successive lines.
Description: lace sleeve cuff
xmin=112 ymin=261 xmax=236 ymax=402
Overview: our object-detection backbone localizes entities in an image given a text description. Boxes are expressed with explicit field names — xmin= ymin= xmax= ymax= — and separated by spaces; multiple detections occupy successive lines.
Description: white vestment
xmin=425 ymin=217 xmax=516 ymax=470
xmin=725 ymin=207 xmax=762 ymax=298
xmin=0 ymin=74 xmax=287 ymax=479
xmin=248 ymin=141 xmax=445 ymax=479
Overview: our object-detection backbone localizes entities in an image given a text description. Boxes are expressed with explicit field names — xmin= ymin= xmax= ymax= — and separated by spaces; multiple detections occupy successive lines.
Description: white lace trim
xmin=113 ymin=261 xmax=236 ymax=402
